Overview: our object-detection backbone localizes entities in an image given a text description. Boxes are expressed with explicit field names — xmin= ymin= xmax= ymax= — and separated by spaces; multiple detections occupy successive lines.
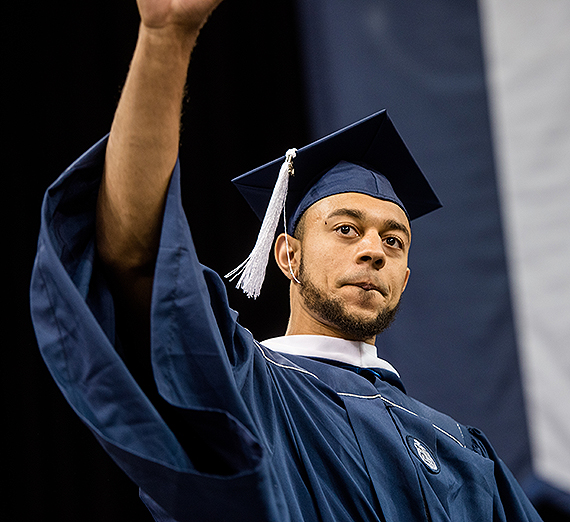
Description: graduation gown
xmin=30 ymin=138 xmax=542 ymax=521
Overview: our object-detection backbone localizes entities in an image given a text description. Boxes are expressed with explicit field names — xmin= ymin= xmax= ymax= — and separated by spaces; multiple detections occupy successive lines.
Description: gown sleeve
xmin=30 ymin=137 xmax=279 ymax=522
xmin=466 ymin=427 xmax=543 ymax=521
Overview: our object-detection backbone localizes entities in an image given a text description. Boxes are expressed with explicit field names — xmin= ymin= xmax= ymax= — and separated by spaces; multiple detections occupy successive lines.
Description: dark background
xmin=6 ymin=1 xmax=307 ymax=520
xmin=4 ymin=1 xmax=560 ymax=520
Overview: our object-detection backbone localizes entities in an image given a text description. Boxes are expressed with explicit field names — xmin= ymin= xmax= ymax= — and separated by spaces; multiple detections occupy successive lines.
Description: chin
xmin=344 ymin=290 xmax=387 ymax=312
xmin=347 ymin=308 xmax=385 ymax=326
xmin=299 ymin=274 xmax=400 ymax=339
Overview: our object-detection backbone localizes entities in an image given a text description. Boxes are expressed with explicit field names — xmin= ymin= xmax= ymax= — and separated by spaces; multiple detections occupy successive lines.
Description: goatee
xmin=298 ymin=262 xmax=400 ymax=341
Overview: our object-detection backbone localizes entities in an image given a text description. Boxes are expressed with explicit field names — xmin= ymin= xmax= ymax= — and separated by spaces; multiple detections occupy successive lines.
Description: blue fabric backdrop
xmin=295 ymin=0 xmax=570 ymax=514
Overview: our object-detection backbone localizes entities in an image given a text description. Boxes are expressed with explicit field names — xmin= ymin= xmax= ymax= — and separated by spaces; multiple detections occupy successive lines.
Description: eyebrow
xmin=326 ymin=207 xmax=366 ymax=221
xmin=326 ymin=207 xmax=411 ymax=242
xmin=383 ymin=218 xmax=411 ymax=242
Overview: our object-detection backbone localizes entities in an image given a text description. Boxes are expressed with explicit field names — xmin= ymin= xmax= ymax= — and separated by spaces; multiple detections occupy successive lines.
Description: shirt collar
xmin=261 ymin=334 xmax=400 ymax=377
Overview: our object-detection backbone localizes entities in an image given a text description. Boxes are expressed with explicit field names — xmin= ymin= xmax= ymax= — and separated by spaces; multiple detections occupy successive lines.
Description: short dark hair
xmin=292 ymin=211 xmax=308 ymax=242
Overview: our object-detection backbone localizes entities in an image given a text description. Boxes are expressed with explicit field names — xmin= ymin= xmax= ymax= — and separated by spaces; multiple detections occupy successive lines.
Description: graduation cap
xmin=226 ymin=109 xmax=441 ymax=298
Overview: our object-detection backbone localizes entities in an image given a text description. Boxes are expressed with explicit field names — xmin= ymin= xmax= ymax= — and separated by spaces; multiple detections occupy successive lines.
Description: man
xmin=30 ymin=0 xmax=542 ymax=520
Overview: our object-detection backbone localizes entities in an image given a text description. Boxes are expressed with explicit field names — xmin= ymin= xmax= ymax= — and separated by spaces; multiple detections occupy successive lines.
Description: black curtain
xmin=5 ymin=2 xmax=308 ymax=520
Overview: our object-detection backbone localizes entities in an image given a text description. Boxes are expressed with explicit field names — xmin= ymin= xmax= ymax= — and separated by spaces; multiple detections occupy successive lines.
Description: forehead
xmin=303 ymin=192 xmax=411 ymax=231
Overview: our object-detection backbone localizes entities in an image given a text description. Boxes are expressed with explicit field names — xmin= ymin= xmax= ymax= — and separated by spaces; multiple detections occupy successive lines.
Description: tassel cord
xmin=225 ymin=149 xmax=297 ymax=298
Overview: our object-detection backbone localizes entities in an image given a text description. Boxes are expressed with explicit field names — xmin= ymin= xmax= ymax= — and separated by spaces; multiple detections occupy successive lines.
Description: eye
xmin=335 ymin=224 xmax=359 ymax=237
xmin=384 ymin=236 xmax=404 ymax=249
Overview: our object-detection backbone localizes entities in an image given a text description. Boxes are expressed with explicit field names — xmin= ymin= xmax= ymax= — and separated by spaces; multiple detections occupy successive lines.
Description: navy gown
xmin=30 ymin=138 xmax=542 ymax=521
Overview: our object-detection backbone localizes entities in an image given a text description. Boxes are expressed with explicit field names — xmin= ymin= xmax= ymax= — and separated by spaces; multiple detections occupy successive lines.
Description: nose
xmin=356 ymin=232 xmax=386 ymax=269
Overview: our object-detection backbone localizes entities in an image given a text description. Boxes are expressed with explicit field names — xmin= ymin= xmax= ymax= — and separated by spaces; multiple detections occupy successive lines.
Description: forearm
xmin=97 ymin=24 xmax=198 ymax=271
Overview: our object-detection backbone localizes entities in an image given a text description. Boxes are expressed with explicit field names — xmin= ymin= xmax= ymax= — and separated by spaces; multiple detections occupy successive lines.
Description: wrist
xmin=137 ymin=22 xmax=200 ymax=58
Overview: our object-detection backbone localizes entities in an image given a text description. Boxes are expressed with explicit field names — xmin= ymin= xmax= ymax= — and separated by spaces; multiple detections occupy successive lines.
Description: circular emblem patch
xmin=406 ymin=436 xmax=440 ymax=474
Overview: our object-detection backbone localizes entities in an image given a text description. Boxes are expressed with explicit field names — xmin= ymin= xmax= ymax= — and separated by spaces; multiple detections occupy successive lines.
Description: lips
xmin=338 ymin=272 xmax=389 ymax=296
xmin=353 ymin=282 xmax=381 ymax=292
xmin=355 ymin=282 xmax=378 ymax=291
xmin=345 ymin=280 xmax=388 ymax=296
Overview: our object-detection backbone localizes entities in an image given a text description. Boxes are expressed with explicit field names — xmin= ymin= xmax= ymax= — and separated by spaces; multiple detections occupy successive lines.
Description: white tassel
xmin=225 ymin=148 xmax=297 ymax=298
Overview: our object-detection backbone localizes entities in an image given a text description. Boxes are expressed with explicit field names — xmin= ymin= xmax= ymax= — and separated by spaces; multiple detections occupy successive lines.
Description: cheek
xmin=393 ymin=265 xmax=410 ymax=293
xmin=301 ymin=244 xmax=339 ymax=284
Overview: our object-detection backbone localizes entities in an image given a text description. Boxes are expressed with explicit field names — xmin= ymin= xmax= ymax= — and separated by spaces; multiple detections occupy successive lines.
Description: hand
xmin=137 ymin=0 xmax=223 ymax=35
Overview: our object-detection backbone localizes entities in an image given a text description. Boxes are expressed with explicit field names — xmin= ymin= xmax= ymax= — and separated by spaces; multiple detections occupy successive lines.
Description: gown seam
xmin=256 ymin=341 xmax=466 ymax=450
xmin=337 ymin=392 xmax=466 ymax=448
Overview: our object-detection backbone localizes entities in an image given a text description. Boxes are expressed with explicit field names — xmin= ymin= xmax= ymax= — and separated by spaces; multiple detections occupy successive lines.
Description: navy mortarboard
xmin=226 ymin=109 xmax=442 ymax=298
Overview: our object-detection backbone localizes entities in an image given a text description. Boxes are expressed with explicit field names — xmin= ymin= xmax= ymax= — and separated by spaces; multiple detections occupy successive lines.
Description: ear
xmin=274 ymin=233 xmax=301 ymax=281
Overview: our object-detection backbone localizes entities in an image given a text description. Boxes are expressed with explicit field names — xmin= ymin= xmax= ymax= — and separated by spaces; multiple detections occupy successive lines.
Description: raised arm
xmin=96 ymin=0 xmax=222 ymax=312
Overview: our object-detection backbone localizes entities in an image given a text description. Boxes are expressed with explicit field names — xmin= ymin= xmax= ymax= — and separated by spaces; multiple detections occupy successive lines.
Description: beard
xmin=298 ymin=259 xmax=401 ymax=341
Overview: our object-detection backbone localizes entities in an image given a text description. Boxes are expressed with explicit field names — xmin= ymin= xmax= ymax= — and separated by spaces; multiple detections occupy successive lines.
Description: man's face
xmin=294 ymin=192 xmax=411 ymax=342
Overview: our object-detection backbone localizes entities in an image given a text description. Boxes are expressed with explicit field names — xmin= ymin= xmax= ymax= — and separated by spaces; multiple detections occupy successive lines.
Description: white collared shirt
xmin=261 ymin=334 xmax=400 ymax=377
